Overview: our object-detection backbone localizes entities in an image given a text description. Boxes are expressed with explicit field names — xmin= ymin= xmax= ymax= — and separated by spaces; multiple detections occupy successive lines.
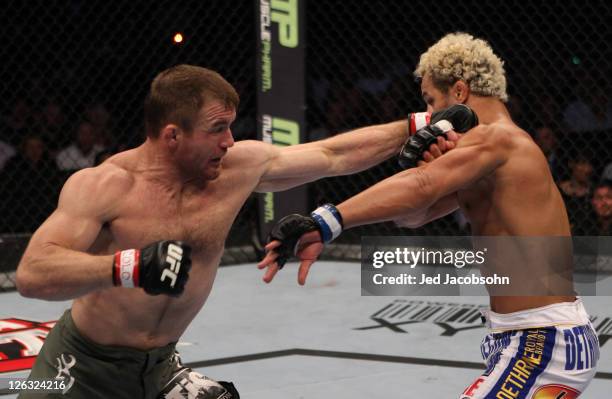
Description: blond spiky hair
xmin=415 ymin=32 xmax=508 ymax=102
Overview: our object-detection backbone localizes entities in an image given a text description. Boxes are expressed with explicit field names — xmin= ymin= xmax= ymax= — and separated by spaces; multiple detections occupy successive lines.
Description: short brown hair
xmin=144 ymin=65 xmax=239 ymax=138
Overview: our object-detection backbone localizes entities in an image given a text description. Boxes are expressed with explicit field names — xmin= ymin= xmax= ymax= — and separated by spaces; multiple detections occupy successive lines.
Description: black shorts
xmin=19 ymin=309 xmax=238 ymax=399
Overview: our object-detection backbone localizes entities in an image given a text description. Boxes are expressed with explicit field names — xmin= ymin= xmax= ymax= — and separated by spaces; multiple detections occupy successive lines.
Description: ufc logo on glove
xmin=161 ymin=243 xmax=184 ymax=288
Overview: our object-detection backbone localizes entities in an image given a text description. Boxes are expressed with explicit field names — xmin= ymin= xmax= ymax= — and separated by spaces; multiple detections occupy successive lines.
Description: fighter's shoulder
xmin=460 ymin=123 xmax=513 ymax=149
xmin=60 ymin=163 xmax=134 ymax=211
xmin=466 ymin=122 xmax=526 ymax=149
xmin=484 ymin=122 xmax=539 ymax=151
xmin=66 ymin=162 xmax=133 ymax=190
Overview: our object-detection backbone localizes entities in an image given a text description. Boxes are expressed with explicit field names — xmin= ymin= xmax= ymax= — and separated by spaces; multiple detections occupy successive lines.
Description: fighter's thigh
xmin=19 ymin=320 xmax=141 ymax=399
xmin=460 ymin=326 xmax=599 ymax=399
xmin=461 ymin=366 xmax=592 ymax=399
xmin=459 ymin=357 xmax=515 ymax=399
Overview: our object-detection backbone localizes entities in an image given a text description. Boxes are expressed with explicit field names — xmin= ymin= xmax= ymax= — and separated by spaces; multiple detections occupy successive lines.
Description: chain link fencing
xmin=0 ymin=0 xmax=258 ymax=290
xmin=1 ymin=1 xmax=611 ymax=290
xmin=308 ymin=0 xmax=612 ymax=251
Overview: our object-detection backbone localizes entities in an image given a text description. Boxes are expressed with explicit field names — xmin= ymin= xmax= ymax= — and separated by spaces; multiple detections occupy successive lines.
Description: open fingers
xmin=297 ymin=259 xmax=315 ymax=285
xmin=263 ymin=263 xmax=280 ymax=283
xmin=257 ymin=250 xmax=279 ymax=269
xmin=264 ymin=240 xmax=281 ymax=252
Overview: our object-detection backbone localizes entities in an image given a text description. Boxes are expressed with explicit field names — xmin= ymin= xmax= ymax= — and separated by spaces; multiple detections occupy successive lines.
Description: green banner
xmin=256 ymin=0 xmax=307 ymax=242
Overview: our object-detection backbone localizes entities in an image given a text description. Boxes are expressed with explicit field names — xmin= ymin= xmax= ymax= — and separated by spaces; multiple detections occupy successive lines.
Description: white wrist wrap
xmin=310 ymin=204 xmax=343 ymax=243
xmin=113 ymin=249 xmax=140 ymax=288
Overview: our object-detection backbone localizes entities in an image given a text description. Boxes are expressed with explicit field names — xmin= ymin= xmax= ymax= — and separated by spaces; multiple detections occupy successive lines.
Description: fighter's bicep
xmin=29 ymin=208 xmax=104 ymax=252
xmin=267 ymin=144 xmax=330 ymax=178
xmin=255 ymin=142 xmax=331 ymax=191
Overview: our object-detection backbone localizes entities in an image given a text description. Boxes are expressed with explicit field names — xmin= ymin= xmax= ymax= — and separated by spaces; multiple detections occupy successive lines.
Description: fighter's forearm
xmin=255 ymin=121 xmax=409 ymax=192
xmin=336 ymin=169 xmax=436 ymax=229
xmin=16 ymin=245 xmax=113 ymax=301
xmin=321 ymin=120 xmax=407 ymax=175
xmin=393 ymin=193 xmax=459 ymax=228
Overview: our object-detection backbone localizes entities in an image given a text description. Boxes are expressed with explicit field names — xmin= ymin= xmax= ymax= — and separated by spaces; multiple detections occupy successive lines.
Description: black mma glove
xmin=113 ymin=240 xmax=192 ymax=296
xmin=268 ymin=204 xmax=343 ymax=268
xmin=398 ymin=123 xmax=450 ymax=169
xmin=431 ymin=103 xmax=479 ymax=133
xmin=399 ymin=104 xmax=479 ymax=169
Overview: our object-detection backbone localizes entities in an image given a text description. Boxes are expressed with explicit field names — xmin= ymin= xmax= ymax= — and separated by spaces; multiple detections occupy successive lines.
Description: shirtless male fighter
xmin=259 ymin=33 xmax=600 ymax=398
xmin=15 ymin=64 xmax=438 ymax=398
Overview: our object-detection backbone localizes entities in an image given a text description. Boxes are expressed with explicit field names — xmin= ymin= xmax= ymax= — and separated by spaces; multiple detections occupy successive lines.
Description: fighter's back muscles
xmin=16 ymin=164 xmax=131 ymax=300
xmin=337 ymin=124 xmax=511 ymax=229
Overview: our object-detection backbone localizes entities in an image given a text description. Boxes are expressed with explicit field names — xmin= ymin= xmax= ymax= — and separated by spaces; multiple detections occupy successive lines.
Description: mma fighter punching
xmin=16 ymin=64 xmax=442 ymax=398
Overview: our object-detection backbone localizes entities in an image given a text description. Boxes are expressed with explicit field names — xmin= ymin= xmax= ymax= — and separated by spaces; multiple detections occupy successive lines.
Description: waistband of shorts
xmin=60 ymin=309 xmax=177 ymax=362
xmin=480 ymin=298 xmax=591 ymax=332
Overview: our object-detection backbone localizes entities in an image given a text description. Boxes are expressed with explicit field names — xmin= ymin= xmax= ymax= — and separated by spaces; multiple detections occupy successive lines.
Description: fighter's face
xmin=177 ymin=101 xmax=236 ymax=180
xmin=593 ymin=186 xmax=612 ymax=218
xmin=420 ymin=74 xmax=457 ymax=113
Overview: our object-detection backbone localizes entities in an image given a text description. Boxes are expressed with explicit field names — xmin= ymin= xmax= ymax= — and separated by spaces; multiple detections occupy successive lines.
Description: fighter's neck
xmin=135 ymin=141 xmax=206 ymax=189
xmin=466 ymin=96 xmax=513 ymax=125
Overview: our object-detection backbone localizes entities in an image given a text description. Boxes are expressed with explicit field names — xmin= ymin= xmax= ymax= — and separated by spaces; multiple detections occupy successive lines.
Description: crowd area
xmin=0 ymin=73 xmax=611 ymax=236
xmin=0 ymin=98 xmax=121 ymax=232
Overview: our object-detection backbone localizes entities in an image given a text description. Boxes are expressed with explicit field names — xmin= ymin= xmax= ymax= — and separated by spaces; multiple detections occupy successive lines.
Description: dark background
xmin=1 ymin=0 xmax=610 ymax=245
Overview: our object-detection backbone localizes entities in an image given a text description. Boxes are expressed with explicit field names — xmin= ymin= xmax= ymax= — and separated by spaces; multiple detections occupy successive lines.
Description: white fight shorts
xmin=461 ymin=298 xmax=599 ymax=399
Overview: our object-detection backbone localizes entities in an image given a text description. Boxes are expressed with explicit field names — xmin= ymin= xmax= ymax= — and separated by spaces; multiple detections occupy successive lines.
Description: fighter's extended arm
xmin=253 ymin=121 xmax=408 ymax=192
xmin=258 ymin=125 xmax=510 ymax=283
xmin=338 ymin=125 xmax=509 ymax=228
xmin=391 ymin=193 xmax=459 ymax=229
xmin=252 ymin=104 xmax=477 ymax=192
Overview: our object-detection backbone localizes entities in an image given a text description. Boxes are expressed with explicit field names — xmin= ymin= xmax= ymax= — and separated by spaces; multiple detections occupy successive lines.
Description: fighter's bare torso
xmin=72 ymin=143 xmax=262 ymax=350
xmin=455 ymin=119 xmax=575 ymax=312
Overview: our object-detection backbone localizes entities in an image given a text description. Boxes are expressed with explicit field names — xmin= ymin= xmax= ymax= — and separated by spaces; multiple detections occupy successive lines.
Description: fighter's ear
xmin=451 ymin=80 xmax=470 ymax=104
xmin=159 ymin=123 xmax=179 ymax=140
xmin=160 ymin=124 xmax=180 ymax=144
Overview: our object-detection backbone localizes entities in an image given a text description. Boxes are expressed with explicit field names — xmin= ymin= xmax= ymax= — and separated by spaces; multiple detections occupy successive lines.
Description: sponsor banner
xmin=256 ymin=0 xmax=307 ymax=241
xmin=361 ymin=236 xmax=612 ymax=296
xmin=0 ymin=318 xmax=55 ymax=387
